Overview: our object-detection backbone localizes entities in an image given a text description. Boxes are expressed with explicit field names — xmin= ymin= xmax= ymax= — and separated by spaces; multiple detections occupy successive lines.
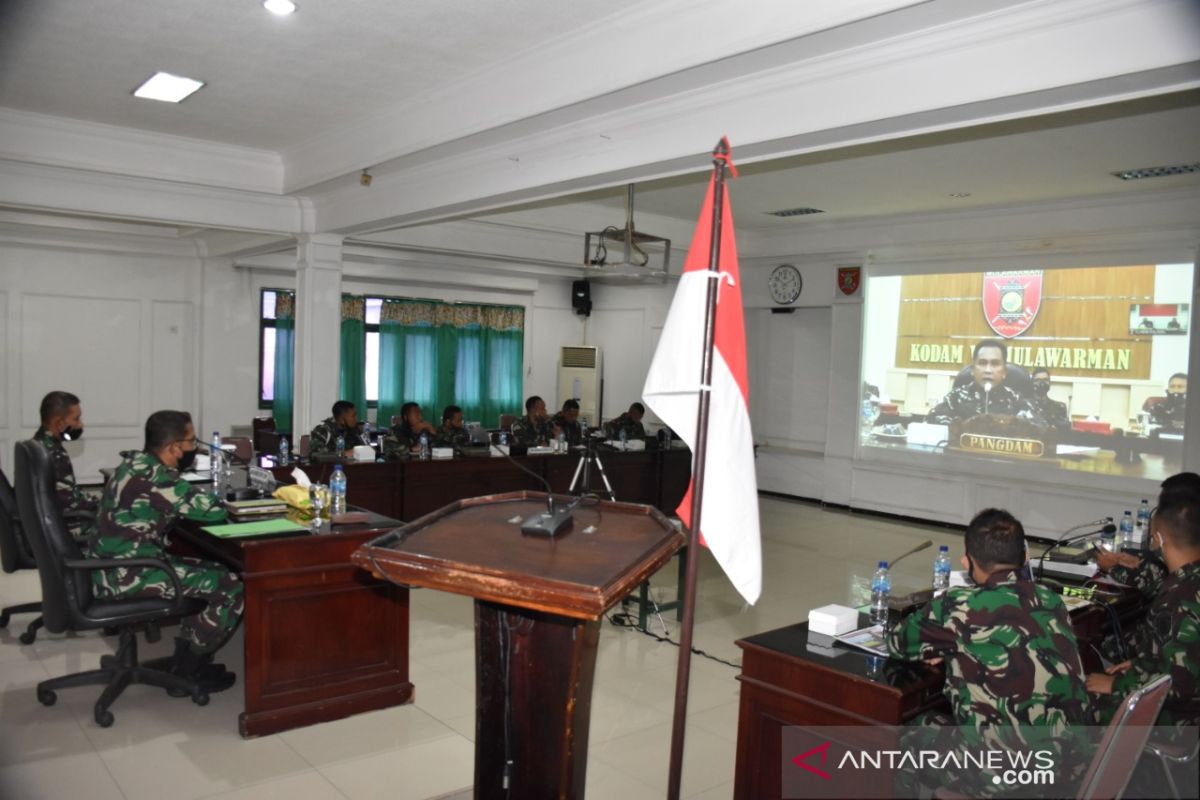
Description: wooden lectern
xmin=352 ymin=491 xmax=683 ymax=799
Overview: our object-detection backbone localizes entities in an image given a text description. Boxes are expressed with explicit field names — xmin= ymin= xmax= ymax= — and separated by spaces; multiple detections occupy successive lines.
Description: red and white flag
xmin=642 ymin=148 xmax=761 ymax=605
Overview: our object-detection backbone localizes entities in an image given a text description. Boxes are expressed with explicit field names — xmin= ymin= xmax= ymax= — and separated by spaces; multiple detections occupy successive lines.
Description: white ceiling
xmin=0 ymin=0 xmax=645 ymax=150
xmin=476 ymin=91 xmax=1200 ymax=231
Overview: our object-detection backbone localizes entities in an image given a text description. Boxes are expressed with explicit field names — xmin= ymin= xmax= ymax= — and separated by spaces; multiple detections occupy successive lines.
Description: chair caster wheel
xmin=38 ymin=689 xmax=56 ymax=706
xmin=0 ymin=611 xmax=9 ymax=628
xmin=95 ymin=707 xmax=114 ymax=728
xmin=18 ymin=630 xmax=36 ymax=645
xmin=191 ymin=689 xmax=210 ymax=707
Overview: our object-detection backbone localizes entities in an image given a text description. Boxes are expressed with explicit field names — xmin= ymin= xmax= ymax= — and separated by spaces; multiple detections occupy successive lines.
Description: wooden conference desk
xmin=268 ymin=445 xmax=693 ymax=522
xmin=733 ymin=589 xmax=1144 ymax=799
xmin=172 ymin=509 xmax=411 ymax=738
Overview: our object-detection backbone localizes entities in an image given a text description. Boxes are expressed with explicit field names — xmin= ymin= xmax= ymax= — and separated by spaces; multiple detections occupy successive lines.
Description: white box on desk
xmin=807 ymin=604 xmax=859 ymax=636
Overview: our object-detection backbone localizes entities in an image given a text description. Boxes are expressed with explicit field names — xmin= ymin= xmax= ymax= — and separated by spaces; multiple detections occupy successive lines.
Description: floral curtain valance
xmin=341 ymin=294 xmax=365 ymax=322
xmin=275 ymin=290 xmax=296 ymax=320
xmin=381 ymin=298 xmax=524 ymax=331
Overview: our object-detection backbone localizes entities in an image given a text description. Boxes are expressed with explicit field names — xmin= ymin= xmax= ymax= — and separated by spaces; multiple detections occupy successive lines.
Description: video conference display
xmin=860 ymin=264 xmax=1193 ymax=480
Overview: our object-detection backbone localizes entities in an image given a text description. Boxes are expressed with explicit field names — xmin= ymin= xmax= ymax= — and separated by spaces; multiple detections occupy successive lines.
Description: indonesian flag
xmin=642 ymin=146 xmax=761 ymax=605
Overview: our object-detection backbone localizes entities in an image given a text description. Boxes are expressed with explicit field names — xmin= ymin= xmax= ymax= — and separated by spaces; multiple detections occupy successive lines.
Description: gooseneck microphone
xmin=889 ymin=540 xmax=932 ymax=568
xmin=983 ymin=380 xmax=992 ymax=415
xmin=493 ymin=439 xmax=579 ymax=536
xmin=1037 ymin=522 xmax=1116 ymax=579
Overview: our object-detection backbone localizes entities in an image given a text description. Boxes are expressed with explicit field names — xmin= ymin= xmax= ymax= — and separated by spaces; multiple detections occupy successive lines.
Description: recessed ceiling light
xmin=948 ymin=192 xmax=971 ymax=198
xmin=1111 ymin=162 xmax=1200 ymax=180
xmin=263 ymin=0 xmax=297 ymax=15
xmin=132 ymin=72 xmax=205 ymax=103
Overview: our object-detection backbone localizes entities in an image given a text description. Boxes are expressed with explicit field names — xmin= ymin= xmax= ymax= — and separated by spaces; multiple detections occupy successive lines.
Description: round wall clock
xmin=768 ymin=264 xmax=802 ymax=305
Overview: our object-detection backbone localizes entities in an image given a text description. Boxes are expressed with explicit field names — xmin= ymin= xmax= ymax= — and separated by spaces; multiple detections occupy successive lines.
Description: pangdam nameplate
xmin=958 ymin=433 xmax=1046 ymax=458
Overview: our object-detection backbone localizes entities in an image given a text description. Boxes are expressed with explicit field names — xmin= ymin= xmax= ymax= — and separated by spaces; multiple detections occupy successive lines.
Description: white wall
xmin=0 ymin=229 xmax=203 ymax=482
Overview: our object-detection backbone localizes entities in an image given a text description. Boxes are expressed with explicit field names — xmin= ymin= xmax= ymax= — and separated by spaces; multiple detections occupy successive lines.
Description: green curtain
xmin=376 ymin=299 xmax=523 ymax=427
xmin=273 ymin=291 xmax=296 ymax=434
xmin=339 ymin=295 xmax=367 ymax=419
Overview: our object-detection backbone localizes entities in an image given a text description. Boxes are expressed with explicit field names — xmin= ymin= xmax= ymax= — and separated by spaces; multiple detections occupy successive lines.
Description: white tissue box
xmin=431 ymin=447 xmax=455 ymax=460
xmin=606 ymin=439 xmax=646 ymax=451
xmin=351 ymin=445 xmax=376 ymax=462
xmin=807 ymin=604 xmax=859 ymax=636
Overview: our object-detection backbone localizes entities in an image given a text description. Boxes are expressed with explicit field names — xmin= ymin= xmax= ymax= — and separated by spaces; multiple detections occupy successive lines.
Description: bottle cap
xmin=938 ymin=545 xmax=948 ymax=552
xmin=878 ymin=560 xmax=888 ymax=568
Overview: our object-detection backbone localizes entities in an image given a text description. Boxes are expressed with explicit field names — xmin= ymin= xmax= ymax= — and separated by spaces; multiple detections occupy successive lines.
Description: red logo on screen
xmin=791 ymin=740 xmax=833 ymax=780
xmin=837 ymin=267 xmax=861 ymax=296
xmin=982 ymin=271 xmax=1043 ymax=338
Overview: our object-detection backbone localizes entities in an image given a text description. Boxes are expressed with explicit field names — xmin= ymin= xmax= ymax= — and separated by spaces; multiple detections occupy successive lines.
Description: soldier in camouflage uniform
xmin=511 ymin=396 xmax=559 ymax=446
xmin=551 ymin=399 xmax=584 ymax=446
xmin=1029 ymin=368 xmax=1072 ymax=430
xmin=382 ymin=402 xmax=436 ymax=460
xmin=927 ymin=340 xmax=1046 ymax=426
xmin=33 ymin=390 xmax=98 ymax=535
xmin=309 ymin=400 xmax=363 ymax=457
xmin=1088 ymin=492 xmax=1200 ymax=728
xmin=604 ymin=402 xmax=647 ymax=441
xmin=888 ymin=509 xmax=1091 ymax=794
xmin=90 ymin=411 xmax=242 ymax=692
xmin=1148 ymin=372 xmax=1187 ymax=430
xmin=433 ymin=405 xmax=471 ymax=449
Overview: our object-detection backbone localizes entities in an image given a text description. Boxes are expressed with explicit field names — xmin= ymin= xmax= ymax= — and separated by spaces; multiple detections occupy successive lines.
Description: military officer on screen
xmin=551 ymin=399 xmax=584 ymax=446
xmin=1028 ymin=368 xmax=1072 ymax=430
xmin=887 ymin=509 xmax=1090 ymax=794
xmin=90 ymin=411 xmax=242 ymax=693
xmin=511 ymin=396 xmax=559 ymax=446
xmin=1148 ymin=372 xmax=1187 ymax=430
xmin=926 ymin=339 xmax=1045 ymax=425
xmin=33 ymin=390 xmax=98 ymax=533
xmin=309 ymin=400 xmax=362 ymax=457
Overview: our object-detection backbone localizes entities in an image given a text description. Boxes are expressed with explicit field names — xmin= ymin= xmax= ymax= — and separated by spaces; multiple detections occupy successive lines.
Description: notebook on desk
xmin=202 ymin=519 xmax=309 ymax=538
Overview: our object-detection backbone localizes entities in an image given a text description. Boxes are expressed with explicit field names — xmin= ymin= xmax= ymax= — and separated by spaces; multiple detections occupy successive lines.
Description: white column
xmin=293 ymin=234 xmax=343 ymax=437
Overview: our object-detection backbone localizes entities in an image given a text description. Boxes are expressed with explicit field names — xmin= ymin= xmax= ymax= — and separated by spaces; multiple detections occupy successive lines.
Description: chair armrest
xmin=63 ymin=557 xmax=189 ymax=615
xmin=62 ymin=509 xmax=97 ymax=522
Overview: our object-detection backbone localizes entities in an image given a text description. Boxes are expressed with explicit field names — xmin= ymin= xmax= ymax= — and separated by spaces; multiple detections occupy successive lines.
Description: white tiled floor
xmin=0 ymin=497 xmax=963 ymax=799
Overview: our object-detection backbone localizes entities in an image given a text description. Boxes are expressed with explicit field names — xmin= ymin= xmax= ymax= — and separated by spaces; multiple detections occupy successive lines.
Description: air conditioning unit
xmin=558 ymin=346 xmax=602 ymax=423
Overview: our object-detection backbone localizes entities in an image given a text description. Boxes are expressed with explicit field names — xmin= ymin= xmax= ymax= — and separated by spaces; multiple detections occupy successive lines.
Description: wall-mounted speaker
xmin=572 ymin=280 xmax=592 ymax=317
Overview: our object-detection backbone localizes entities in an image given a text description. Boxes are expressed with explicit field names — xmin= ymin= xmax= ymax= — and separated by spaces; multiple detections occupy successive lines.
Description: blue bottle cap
xmin=938 ymin=545 xmax=949 ymax=552
xmin=878 ymin=560 xmax=888 ymax=568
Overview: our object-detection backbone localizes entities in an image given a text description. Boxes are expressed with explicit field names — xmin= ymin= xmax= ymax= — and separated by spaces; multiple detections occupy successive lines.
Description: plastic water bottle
xmin=933 ymin=545 xmax=951 ymax=592
xmin=209 ymin=431 xmax=223 ymax=495
xmin=861 ymin=398 xmax=875 ymax=429
xmin=419 ymin=433 xmax=430 ymax=461
xmin=870 ymin=561 xmax=891 ymax=627
xmin=1137 ymin=499 xmax=1151 ymax=531
xmin=278 ymin=437 xmax=290 ymax=465
xmin=619 ymin=429 xmax=628 ymax=451
xmin=336 ymin=433 xmax=346 ymax=454
xmin=330 ymin=465 xmax=347 ymax=515
xmin=557 ymin=430 xmax=566 ymax=453
xmin=1117 ymin=510 xmax=1134 ymax=550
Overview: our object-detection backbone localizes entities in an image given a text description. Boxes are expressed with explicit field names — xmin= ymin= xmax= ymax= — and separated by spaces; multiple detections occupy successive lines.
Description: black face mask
xmin=1166 ymin=391 xmax=1186 ymax=404
xmin=61 ymin=426 xmax=84 ymax=441
xmin=1032 ymin=381 xmax=1050 ymax=396
xmin=177 ymin=447 xmax=198 ymax=471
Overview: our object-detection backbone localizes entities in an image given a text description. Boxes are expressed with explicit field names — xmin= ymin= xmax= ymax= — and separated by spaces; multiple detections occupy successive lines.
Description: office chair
xmin=0 ymin=466 xmax=43 ymax=644
xmin=13 ymin=440 xmax=209 ymax=727
xmin=1144 ymin=733 xmax=1199 ymax=800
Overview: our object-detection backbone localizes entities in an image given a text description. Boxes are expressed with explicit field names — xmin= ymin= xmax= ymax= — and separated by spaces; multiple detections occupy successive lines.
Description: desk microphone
xmin=1036 ymin=522 xmax=1115 ymax=578
xmin=193 ymin=437 xmax=249 ymax=466
xmin=889 ymin=540 xmax=932 ymax=568
xmin=494 ymin=442 xmax=578 ymax=536
xmin=983 ymin=381 xmax=992 ymax=415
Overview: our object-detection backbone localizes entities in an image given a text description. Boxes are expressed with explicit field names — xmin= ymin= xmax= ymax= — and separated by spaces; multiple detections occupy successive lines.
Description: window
xmin=258 ymin=289 xmax=280 ymax=408
xmin=365 ymin=297 xmax=382 ymax=405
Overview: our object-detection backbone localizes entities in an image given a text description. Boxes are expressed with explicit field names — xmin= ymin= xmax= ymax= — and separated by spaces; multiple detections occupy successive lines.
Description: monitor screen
xmin=861 ymin=264 xmax=1192 ymax=481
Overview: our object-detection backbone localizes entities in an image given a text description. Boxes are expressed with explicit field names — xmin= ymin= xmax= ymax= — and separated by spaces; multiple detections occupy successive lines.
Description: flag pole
xmin=666 ymin=137 xmax=731 ymax=800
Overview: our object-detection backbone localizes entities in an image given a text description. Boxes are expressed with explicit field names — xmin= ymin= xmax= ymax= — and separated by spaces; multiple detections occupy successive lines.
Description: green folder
xmin=202 ymin=519 xmax=310 ymax=538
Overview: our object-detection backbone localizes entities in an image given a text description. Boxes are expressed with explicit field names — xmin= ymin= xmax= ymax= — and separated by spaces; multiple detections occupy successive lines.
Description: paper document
xmin=834 ymin=625 xmax=890 ymax=657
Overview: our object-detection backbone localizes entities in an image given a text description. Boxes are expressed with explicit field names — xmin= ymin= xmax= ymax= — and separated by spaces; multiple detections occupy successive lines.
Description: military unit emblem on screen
xmin=982 ymin=270 xmax=1043 ymax=338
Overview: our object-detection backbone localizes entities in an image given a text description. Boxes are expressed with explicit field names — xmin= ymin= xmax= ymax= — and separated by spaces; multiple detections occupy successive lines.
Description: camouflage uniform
xmin=433 ymin=423 xmax=471 ymax=449
xmin=927 ymin=383 xmax=1046 ymax=426
xmin=1149 ymin=395 xmax=1186 ymax=429
xmin=1031 ymin=394 xmax=1072 ymax=430
xmin=551 ymin=413 xmax=583 ymax=446
xmin=90 ymin=450 xmax=242 ymax=654
xmin=603 ymin=413 xmax=646 ymax=441
xmin=511 ymin=415 xmax=555 ymax=446
xmin=309 ymin=417 xmax=361 ymax=455
xmin=1109 ymin=554 xmax=1167 ymax=602
xmin=33 ymin=425 xmax=98 ymax=534
xmin=888 ymin=571 xmax=1090 ymax=794
xmin=1104 ymin=560 xmax=1200 ymax=728
xmin=381 ymin=424 xmax=421 ymax=461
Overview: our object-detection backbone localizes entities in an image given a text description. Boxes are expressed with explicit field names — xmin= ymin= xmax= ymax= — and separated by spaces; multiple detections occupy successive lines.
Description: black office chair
xmin=13 ymin=440 xmax=210 ymax=727
xmin=0 ymin=466 xmax=44 ymax=644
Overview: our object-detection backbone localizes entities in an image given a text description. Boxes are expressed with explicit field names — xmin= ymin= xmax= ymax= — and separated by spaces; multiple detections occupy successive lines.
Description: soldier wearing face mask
xmin=1149 ymin=372 xmax=1187 ymax=430
xmin=1028 ymin=368 xmax=1072 ymax=430
xmin=33 ymin=390 xmax=98 ymax=533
